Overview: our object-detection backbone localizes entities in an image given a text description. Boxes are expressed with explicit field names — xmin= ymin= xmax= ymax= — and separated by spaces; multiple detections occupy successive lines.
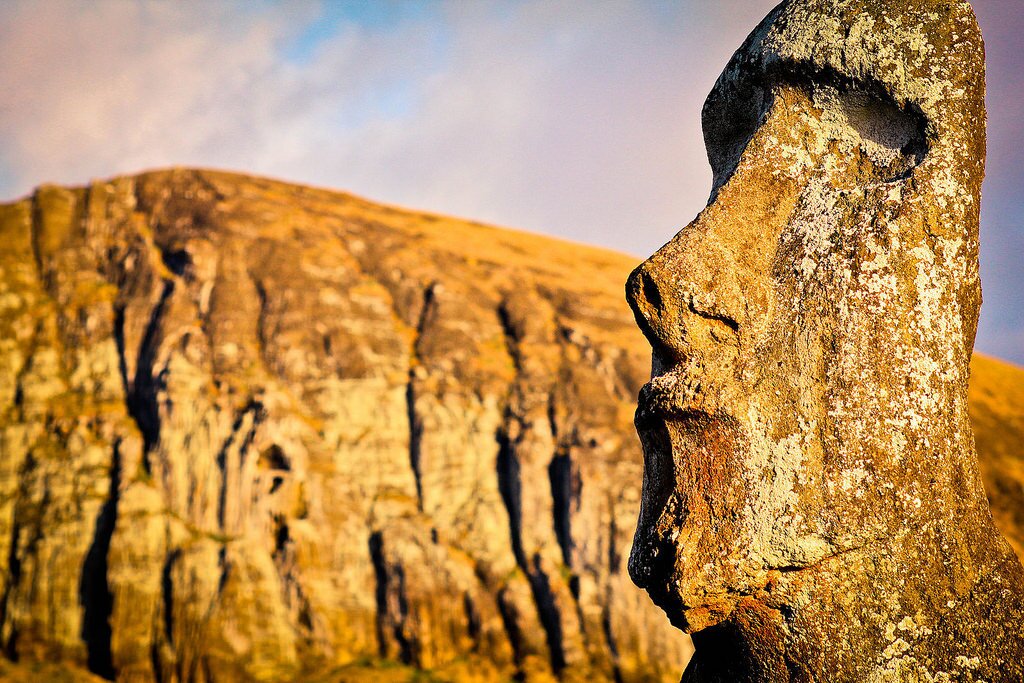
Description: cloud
xmin=308 ymin=0 xmax=780 ymax=253
xmin=0 ymin=0 xmax=437 ymax=195
xmin=0 ymin=0 xmax=775 ymax=253
xmin=0 ymin=0 xmax=1021 ymax=363
xmin=1 ymin=1 xmax=285 ymax=191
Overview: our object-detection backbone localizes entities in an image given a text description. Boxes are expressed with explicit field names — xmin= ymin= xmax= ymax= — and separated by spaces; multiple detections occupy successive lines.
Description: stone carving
xmin=626 ymin=1 xmax=1024 ymax=680
xmin=0 ymin=166 xmax=1023 ymax=683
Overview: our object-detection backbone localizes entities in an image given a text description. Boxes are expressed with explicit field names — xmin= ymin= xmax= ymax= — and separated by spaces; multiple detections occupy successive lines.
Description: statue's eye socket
xmin=704 ymin=84 xmax=771 ymax=190
xmin=837 ymin=89 xmax=928 ymax=181
xmin=703 ymin=75 xmax=928 ymax=191
xmin=720 ymin=89 xmax=767 ymax=154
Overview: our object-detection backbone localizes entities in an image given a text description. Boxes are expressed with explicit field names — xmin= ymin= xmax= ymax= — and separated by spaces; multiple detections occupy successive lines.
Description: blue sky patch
xmin=283 ymin=0 xmax=439 ymax=64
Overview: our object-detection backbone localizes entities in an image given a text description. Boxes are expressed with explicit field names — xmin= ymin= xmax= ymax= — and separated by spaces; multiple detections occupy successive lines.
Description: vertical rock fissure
xmin=406 ymin=282 xmax=437 ymax=512
xmin=495 ymin=590 xmax=525 ymax=672
xmin=607 ymin=505 xmax=621 ymax=575
xmin=80 ymin=438 xmax=121 ymax=680
xmin=214 ymin=546 xmax=231 ymax=601
xmin=272 ymin=516 xmax=319 ymax=640
xmin=160 ymin=549 xmax=180 ymax=649
xmin=368 ymin=532 xmax=415 ymax=664
xmin=0 ymin=502 xmax=23 ymax=660
xmin=498 ymin=427 xmax=568 ymax=675
xmin=405 ymin=380 xmax=424 ymax=512
xmin=496 ymin=431 xmax=526 ymax=568
xmin=496 ymin=301 xmax=522 ymax=371
xmin=215 ymin=402 xmax=263 ymax=532
xmin=252 ymin=275 xmax=271 ymax=371
xmin=392 ymin=563 xmax=414 ymax=665
xmin=527 ymin=557 xmax=566 ymax=675
xmin=27 ymin=192 xmax=48 ymax=290
xmin=547 ymin=393 xmax=559 ymax=441
xmin=150 ymin=641 xmax=164 ymax=683
xmin=149 ymin=548 xmax=179 ymax=683
xmin=119 ymin=278 xmax=175 ymax=474
xmin=369 ymin=532 xmax=389 ymax=658
xmin=1 ymin=454 xmax=45 ymax=662
xmin=549 ymin=452 xmax=574 ymax=568
xmin=463 ymin=592 xmax=482 ymax=649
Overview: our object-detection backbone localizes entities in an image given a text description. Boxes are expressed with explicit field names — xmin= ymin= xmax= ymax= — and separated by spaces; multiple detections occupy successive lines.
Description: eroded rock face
xmin=0 ymin=172 xmax=1021 ymax=683
xmin=626 ymin=1 xmax=1024 ymax=680
xmin=0 ymin=169 xmax=690 ymax=682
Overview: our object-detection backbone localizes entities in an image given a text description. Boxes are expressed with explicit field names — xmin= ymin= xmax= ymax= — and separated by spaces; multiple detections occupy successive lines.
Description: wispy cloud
xmin=0 ymin=0 xmax=1020 ymax=363
xmin=2 ymin=2 xmax=292 ymax=189
xmin=0 ymin=0 xmax=772 ymax=251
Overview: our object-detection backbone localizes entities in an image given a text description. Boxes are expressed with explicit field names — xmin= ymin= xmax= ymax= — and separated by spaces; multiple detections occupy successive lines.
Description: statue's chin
xmin=676 ymin=600 xmax=737 ymax=634
xmin=639 ymin=566 xmax=739 ymax=634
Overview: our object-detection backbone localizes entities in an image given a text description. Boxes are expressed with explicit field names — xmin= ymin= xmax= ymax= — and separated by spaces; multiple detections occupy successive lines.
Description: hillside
xmin=969 ymin=354 xmax=1024 ymax=559
xmin=0 ymin=169 xmax=1019 ymax=682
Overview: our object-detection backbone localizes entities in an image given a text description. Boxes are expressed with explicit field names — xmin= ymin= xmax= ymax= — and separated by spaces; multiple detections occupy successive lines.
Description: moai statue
xmin=625 ymin=1 xmax=1024 ymax=680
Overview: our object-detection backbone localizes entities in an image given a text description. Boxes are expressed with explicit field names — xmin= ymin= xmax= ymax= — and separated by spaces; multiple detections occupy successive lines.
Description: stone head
xmin=626 ymin=0 xmax=990 ymax=634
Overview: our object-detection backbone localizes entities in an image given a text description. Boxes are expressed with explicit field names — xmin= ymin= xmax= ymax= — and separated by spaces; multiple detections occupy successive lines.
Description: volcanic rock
xmin=626 ymin=1 xmax=1024 ymax=681
xmin=0 ymin=166 xmax=1021 ymax=682
xmin=0 ymin=168 xmax=688 ymax=682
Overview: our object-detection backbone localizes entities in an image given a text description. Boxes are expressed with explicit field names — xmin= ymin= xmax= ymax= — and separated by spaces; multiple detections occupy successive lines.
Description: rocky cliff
xmin=0 ymin=169 xmax=1019 ymax=682
xmin=970 ymin=354 xmax=1024 ymax=560
xmin=0 ymin=169 xmax=686 ymax=683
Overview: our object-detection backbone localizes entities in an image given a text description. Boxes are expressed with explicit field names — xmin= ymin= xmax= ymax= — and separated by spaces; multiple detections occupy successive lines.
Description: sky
xmin=1 ymin=0 xmax=1021 ymax=364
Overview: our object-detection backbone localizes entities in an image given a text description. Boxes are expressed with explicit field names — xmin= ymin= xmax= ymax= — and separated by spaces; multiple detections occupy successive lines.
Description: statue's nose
xmin=627 ymin=260 xmax=687 ymax=360
xmin=626 ymin=212 xmax=749 ymax=364
xmin=627 ymin=90 xmax=822 ymax=364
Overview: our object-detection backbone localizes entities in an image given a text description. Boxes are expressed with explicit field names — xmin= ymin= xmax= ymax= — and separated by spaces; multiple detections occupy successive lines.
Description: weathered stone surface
xmin=0 ymin=166 xmax=1020 ymax=683
xmin=626 ymin=1 xmax=1024 ymax=681
xmin=0 ymin=168 xmax=688 ymax=682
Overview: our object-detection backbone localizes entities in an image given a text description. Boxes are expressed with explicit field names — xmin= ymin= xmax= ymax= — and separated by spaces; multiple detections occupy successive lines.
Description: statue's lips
xmin=632 ymin=370 xmax=744 ymax=624
xmin=633 ymin=361 xmax=717 ymax=625
xmin=637 ymin=358 xmax=707 ymax=421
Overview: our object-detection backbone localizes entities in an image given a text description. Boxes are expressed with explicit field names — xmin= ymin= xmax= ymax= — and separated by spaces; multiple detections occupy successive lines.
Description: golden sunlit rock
xmin=626 ymin=1 xmax=1024 ymax=680
xmin=0 ymin=163 xmax=1020 ymax=682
